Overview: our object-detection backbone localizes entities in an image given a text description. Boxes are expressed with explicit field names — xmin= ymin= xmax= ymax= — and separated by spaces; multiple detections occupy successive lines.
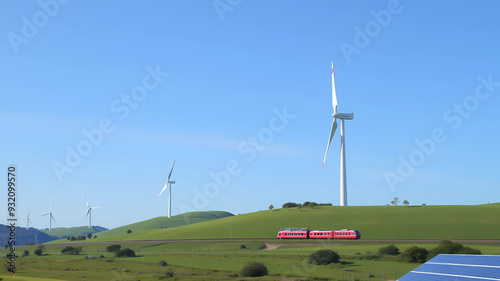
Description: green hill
xmin=39 ymin=225 xmax=107 ymax=238
xmin=93 ymin=204 xmax=500 ymax=242
xmin=93 ymin=211 xmax=234 ymax=238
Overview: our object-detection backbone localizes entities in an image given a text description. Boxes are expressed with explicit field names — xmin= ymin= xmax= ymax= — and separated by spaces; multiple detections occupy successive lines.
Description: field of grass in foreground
xmin=3 ymin=239 xmax=500 ymax=280
xmin=76 ymin=204 xmax=500 ymax=243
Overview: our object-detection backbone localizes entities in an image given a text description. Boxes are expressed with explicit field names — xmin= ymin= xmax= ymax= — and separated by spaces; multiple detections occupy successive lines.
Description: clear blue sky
xmin=1 ymin=1 xmax=499 ymax=229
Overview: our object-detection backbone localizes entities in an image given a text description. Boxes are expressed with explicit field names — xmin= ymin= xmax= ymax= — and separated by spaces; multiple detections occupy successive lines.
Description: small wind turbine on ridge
xmin=85 ymin=197 xmax=98 ymax=229
xmin=42 ymin=202 xmax=56 ymax=230
xmin=26 ymin=211 xmax=32 ymax=229
xmin=157 ymin=160 xmax=176 ymax=218
xmin=323 ymin=62 xmax=354 ymax=206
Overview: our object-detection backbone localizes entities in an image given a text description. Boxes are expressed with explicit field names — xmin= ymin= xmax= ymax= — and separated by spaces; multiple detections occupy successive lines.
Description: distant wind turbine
xmin=323 ymin=62 xmax=354 ymax=206
xmin=26 ymin=211 xmax=32 ymax=229
xmin=157 ymin=160 xmax=176 ymax=218
xmin=85 ymin=197 xmax=98 ymax=229
xmin=42 ymin=202 xmax=56 ymax=230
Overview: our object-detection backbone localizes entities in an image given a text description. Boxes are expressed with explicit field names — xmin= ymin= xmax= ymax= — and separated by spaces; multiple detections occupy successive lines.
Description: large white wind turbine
xmin=85 ymin=197 xmax=98 ymax=229
xmin=157 ymin=160 xmax=176 ymax=218
xmin=26 ymin=211 xmax=32 ymax=229
xmin=42 ymin=203 xmax=56 ymax=230
xmin=323 ymin=62 xmax=354 ymax=206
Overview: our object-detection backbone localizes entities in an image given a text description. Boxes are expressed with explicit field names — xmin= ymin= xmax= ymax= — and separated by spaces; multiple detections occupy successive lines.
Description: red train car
xmin=277 ymin=228 xmax=309 ymax=239
xmin=333 ymin=229 xmax=360 ymax=239
xmin=309 ymin=230 xmax=334 ymax=239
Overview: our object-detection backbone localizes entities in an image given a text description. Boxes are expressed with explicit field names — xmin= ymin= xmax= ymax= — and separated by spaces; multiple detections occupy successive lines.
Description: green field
xmin=39 ymin=226 xmax=107 ymax=238
xmin=81 ymin=204 xmax=500 ymax=242
xmin=7 ymin=204 xmax=500 ymax=280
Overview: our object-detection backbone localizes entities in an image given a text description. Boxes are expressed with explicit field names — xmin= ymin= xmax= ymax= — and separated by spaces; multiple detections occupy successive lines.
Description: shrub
xmin=309 ymin=249 xmax=340 ymax=265
xmin=240 ymin=261 xmax=268 ymax=277
xmin=240 ymin=244 xmax=246 ymax=249
xmin=428 ymin=240 xmax=481 ymax=259
xmin=115 ymin=248 xmax=135 ymax=257
xmin=126 ymin=229 xmax=132 ymax=234
xmin=404 ymin=246 xmax=428 ymax=263
xmin=282 ymin=202 xmax=297 ymax=208
xmin=106 ymin=244 xmax=121 ymax=252
xmin=378 ymin=244 xmax=400 ymax=256
xmin=22 ymin=250 xmax=29 ymax=257
xmin=158 ymin=260 xmax=168 ymax=266
xmin=70 ymin=236 xmax=76 ymax=241
xmin=61 ymin=246 xmax=82 ymax=255
xmin=86 ymin=233 xmax=92 ymax=239
xmin=34 ymin=245 xmax=45 ymax=256
xmin=76 ymin=235 xmax=87 ymax=240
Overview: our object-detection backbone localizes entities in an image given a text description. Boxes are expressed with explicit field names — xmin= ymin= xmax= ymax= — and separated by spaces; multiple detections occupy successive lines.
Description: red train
xmin=277 ymin=228 xmax=360 ymax=239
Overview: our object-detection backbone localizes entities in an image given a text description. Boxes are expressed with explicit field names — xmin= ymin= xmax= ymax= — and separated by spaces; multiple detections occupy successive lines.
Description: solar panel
xmin=399 ymin=254 xmax=500 ymax=280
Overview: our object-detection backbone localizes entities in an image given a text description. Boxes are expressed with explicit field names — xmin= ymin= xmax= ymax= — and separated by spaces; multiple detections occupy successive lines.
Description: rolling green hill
xmin=39 ymin=225 xmax=107 ymax=238
xmin=92 ymin=204 xmax=500 ymax=242
xmin=92 ymin=211 xmax=234 ymax=238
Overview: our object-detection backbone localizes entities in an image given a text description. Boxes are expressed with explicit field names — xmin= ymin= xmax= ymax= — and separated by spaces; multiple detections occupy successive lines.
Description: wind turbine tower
xmin=157 ymin=160 xmax=176 ymax=218
xmin=85 ymin=197 xmax=98 ymax=228
xmin=42 ymin=203 xmax=56 ymax=230
xmin=323 ymin=62 xmax=354 ymax=206
xmin=26 ymin=211 xmax=32 ymax=229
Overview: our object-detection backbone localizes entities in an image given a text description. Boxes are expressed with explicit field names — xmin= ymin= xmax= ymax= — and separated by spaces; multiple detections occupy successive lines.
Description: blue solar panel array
xmin=399 ymin=254 xmax=500 ymax=280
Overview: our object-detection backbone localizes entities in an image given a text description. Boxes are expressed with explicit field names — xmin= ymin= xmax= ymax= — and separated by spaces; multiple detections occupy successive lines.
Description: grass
xmin=39 ymin=226 xmax=107 ymax=238
xmin=83 ymin=204 xmax=500 ymax=242
xmin=4 ymin=239 xmax=500 ymax=280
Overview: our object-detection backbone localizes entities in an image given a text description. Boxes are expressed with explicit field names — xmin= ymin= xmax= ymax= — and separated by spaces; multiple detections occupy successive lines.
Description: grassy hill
xmin=91 ymin=204 xmax=500 ymax=242
xmin=91 ymin=211 xmax=234 ymax=238
xmin=39 ymin=225 xmax=107 ymax=238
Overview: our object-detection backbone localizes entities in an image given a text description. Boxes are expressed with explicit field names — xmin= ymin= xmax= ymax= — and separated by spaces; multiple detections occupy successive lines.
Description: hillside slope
xmin=39 ymin=226 xmax=108 ymax=238
xmin=94 ymin=205 xmax=500 ymax=241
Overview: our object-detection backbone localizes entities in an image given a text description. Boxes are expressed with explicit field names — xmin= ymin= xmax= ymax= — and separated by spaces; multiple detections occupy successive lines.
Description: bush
xmin=240 ymin=261 xmax=268 ymax=277
xmin=34 ymin=245 xmax=45 ymax=256
xmin=309 ymin=249 xmax=340 ymax=265
xmin=126 ymin=229 xmax=132 ymax=234
xmin=158 ymin=260 xmax=168 ymax=266
xmin=76 ymin=235 xmax=87 ymax=240
xmin=428 ymin=240 xmax=481 ymax=259
xmin=378 ymin=244 xmax=400 ymax=256
xmin=61 ymin=246 xmax=82 ymax=255
xmin=115 ymin=248 xmax=135 ymax=258
xmin=22 ymin=250 xmax=29 ymax=257
xmin=404 ymin=246 xmax=428 ymax=263
xmin=282 ymin=202 xmax=297 ymax=208
xmin=86 ymin=233 xmax=92 ymax=239
xmin=240 ymin=244 xmax=246 ymax=249
xmin=106 ymin=244 xmax=122 ymax=252
xmin=70 ymin=236 xmax=76 ymax=241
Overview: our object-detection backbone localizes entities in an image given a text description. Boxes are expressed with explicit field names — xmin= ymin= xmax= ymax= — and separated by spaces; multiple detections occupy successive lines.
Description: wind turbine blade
xmin=167 ymin=160 xmax=176 ymax=181
xmin=331 ymin=62 xmax=338 ymax=113
xmin=91 ymin=207 xmax=99 ymax=209
xmin=42 ymin=213 xmax=49 ymax=216
xmin=85 ymin=209 xmax=91 ymax=219
xmin=85 ymin=197 xmax=90 ymax=207
xmin=323 ymin=118 xmax=338 ymax=169
xmin=50 ymin=202 xmax=53 ymax=212
xmin=51 ymin=214 xmax=56 ymax=223
xmin=157 ymin=182 xmax=168 ymax=198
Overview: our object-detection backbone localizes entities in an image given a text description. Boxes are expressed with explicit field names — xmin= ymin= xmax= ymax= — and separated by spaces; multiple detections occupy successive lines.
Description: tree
xmin=428 ymin=240 xmax=481 ymax=259
xmin=240 ymin=261 xmax=268 ymax=277
xmin=22 ymin=250 xmax=29 ymax=257
xmin=404 ymin=246 xmax=428 ymax=263
xmin=309 ymin=249 xmax=340 ymax=265
xmin=76 ymin=235 xmax=86 ymax=240
xmin=268 ymin=204 xmax=274 ymax=211
xmin=309 ymin=202 xmax=318 ymax=209
xmin=61 ymin=246 xmax=82 ymax=255
xmin=70 ymin=236 xmax=76 ymax=241
xmin=86 ymin=233 xmax=92 ymax=239
xmin=34 ymin=245 xmax=45 ymax=256
xmin=282 ymin=202 xmax=297 ymax=208
xmin=66 ymin=237 xmax=70 ymax=241
xmin=115 ymin=248 xmax=135 ymax=258
xmin=403 ymin=200 xmax=409 ymax=206
xmin=303 ymin=201 xmax=311 ymax=207
xmin=391 ymin=197 xmax=400 ymax=206
xmin=378 ymin=244 xmax=400 ymax=256
xmin=297 ymin=203 xmax=303 ymax=210
xmin=106 ymin=244 xmax=122 ymax=252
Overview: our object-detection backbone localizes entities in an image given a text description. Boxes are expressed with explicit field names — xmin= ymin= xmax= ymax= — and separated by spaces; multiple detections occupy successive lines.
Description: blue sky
xmin=1 ymin=1 xmax=499 ymax=229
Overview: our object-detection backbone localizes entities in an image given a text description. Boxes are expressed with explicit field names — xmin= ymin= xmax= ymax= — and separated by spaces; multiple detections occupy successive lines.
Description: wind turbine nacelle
xmin=333 ymin=112 xmax=354 ymax=120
